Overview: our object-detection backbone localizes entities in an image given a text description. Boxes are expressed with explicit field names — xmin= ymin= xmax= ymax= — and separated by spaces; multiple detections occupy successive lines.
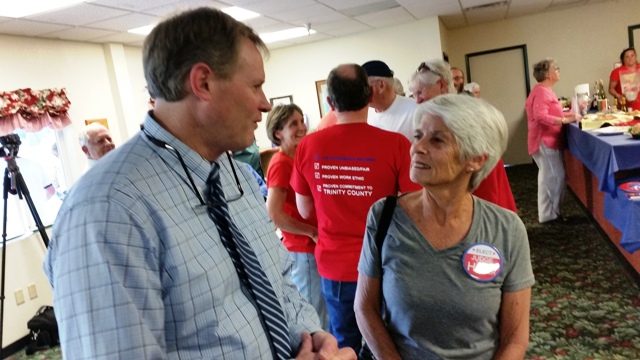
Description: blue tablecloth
xmin=566 ymin=123 xmax=640 ymax=198
xmin=604 ymin=176 xmax=640 ymax=253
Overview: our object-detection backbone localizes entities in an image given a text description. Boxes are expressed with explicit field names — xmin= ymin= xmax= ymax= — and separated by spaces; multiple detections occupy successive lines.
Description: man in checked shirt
xmin=44 ymin=7 xmax=355 ymax=360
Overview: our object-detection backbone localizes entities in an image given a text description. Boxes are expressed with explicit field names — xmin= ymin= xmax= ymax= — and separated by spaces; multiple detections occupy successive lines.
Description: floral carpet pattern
xmin=508 ymin=165 xmax=640 ymax=360
xmin=9 ymin=164 xmax=640 ymax=360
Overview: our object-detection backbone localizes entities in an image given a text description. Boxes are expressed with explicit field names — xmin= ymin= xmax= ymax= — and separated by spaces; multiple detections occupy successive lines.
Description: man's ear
xmin=81 ymin=145 xmax=90 ymax=157
xmin=326 ymin=96 xmax=336 ymax=111
xmin=188 ymin=63 xmax=215 ymax=101
xmin=439 ymin=78 xmax=449 ymax=94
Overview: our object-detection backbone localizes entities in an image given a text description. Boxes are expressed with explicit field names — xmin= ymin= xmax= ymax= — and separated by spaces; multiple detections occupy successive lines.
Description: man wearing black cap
xmin=362 ymin=60 xmax=416 ymax=141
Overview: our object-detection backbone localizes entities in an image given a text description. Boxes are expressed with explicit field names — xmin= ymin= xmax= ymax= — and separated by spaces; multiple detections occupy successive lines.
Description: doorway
xmin=466 ymin=45 xmax=531 ymax=165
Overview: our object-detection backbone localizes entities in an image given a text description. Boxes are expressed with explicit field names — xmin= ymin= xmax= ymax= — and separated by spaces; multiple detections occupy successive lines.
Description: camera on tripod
xmin=0 ymin=134 xmax=21 ymax=159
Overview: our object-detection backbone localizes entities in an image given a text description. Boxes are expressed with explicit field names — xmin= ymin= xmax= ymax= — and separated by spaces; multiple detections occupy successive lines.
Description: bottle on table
xmin=621 ymin=97 xmax=628 ymax=112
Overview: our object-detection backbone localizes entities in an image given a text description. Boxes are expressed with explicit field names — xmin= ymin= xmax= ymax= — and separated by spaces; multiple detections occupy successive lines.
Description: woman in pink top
xmin=525 ymin=58 xmax=580 ymax=223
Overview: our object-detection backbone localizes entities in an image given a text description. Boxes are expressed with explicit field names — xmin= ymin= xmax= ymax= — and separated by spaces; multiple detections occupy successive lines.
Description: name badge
xmin=462 ymin=243 xmax=503 ymax=282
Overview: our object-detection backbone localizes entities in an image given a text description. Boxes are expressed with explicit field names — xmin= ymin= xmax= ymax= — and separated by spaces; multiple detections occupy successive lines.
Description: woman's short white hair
xmin=409 ymin=59 xmax=456 ymax=95
xmin=412 ymin=94 xmax=508 ymax=190
xmin=464 ymin=82 xmax=480 ymax=92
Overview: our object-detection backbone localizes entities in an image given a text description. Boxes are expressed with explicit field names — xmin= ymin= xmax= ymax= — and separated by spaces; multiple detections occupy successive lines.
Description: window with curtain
xmin=0 ymin=88 xmax=71 ymax=240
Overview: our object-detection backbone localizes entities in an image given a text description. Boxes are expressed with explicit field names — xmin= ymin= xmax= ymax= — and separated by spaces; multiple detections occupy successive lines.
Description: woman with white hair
xmin=526 ymin=58 xmax=580 ymax=223
xmin=464 ymin=82 xmax=481 ymax=98
xmin=355 ymin=94 xmax=534 ymax=360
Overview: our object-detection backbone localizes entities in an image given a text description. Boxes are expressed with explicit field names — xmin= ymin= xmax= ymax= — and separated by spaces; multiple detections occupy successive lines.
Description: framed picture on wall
xmin=315 ymin=80 xmax=330 ymax=117
xmin=85 ymin=118 xmax=109 ymax=129
xmin=270 ymin=95 xmax=293 ymax=107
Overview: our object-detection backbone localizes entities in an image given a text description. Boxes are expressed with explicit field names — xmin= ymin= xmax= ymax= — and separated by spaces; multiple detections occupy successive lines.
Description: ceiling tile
xmin=0 ymin=19 xmax=69 ymax=37
xmin=25 ymin=4 xmax=130 ymax=26
xmin=242 ymin=0 xmax=316 ymax=16
xmin=397 ymin=0 xmax=460 ymax=18
xmin=144 ymin=0 xmax=226 ymax=16
xmin=268 ymin=4 xmax=346 ymax=25
xmin=90 ymin=0 xmax=180 ymax=12
xmin=312 ymin=18 xmax=369 ymax=32
xmin=244 ymin=16 xmax=283 ymax=31
xmin=85 ymin=13 xmax=159 ymax=31
xmin=354 ymin=6 xmax=415 ymax=28
xmin=317 ymin=0 xmax=391 ymax=11
xmin=41 ymin=27 xmax=119 ymax=41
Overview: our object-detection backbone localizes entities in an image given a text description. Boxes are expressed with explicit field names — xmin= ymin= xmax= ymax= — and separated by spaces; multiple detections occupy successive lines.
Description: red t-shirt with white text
xmin=291 ymin=123 xmax=420 ymax=281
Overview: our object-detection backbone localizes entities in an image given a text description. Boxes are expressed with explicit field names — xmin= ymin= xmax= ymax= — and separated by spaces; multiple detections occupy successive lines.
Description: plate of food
xmin=592 ymin=126 xmax=628 ymax=135
xmin=619 ymin=181 xmax=640 ymax=193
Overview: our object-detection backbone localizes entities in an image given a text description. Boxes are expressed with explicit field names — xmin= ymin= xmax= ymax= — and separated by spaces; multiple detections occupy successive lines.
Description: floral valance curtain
xmin=0 ymin=88 xmax=72 ymax=135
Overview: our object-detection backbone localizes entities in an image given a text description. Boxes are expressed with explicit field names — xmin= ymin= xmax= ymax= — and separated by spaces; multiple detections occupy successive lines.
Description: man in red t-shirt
xmin=291 ymin=64 xmax=420 ymax=355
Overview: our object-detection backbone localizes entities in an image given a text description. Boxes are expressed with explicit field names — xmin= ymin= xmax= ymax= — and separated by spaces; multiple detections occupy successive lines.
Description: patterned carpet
xmin=509 ymin=164 xmax=640 ymax=360
xmin=9 ymin=164 xmax=640 ymax=359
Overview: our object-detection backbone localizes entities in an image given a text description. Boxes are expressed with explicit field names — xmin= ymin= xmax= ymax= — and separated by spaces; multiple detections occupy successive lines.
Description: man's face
xmin=206 ymin=38 xmax=271 ymax=154
xmin=85 ymin=127 xmax=115 ymax=160
xmin=451 ymin=69 xmax=464 ymax=93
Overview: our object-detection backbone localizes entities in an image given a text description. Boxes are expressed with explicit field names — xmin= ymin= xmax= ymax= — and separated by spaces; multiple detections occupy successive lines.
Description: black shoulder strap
xmin=374 ymin=195 xmax=398 ymax=260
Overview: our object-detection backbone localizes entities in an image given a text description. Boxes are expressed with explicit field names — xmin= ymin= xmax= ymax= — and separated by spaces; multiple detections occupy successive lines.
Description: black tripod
xmin=0 ymin=135 xmax=49 ymax=359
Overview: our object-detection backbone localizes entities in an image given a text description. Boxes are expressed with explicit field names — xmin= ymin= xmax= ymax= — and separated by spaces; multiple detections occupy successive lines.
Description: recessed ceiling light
xmin=221 ymin=6 xmax=260 ymax=21
xmin=260 ymin=27 xmax=317 ymax=44
xmin=0 ymin=0 xmax=85 ymax=18
xmin=128 ymin=24 xmax=156 ymax=35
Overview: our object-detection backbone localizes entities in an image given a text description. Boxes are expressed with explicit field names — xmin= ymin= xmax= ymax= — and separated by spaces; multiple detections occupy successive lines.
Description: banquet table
xmin=565 ymin=123 xmax=640 ymax=198
xmin=564 ymin=122 xmax=640 ymax=274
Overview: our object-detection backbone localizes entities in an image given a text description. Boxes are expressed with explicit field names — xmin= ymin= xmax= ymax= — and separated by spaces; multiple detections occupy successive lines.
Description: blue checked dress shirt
xmin=44 ymin=113 xmax=322 ymax=359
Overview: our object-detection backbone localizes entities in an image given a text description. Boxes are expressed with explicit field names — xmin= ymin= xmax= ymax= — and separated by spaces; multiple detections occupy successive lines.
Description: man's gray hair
xmin=412 ymin=94 xmax=508 ymax=190
xmin=409 ymin=59 xmax=456 ymax=95
xmin=79 ymin=122 xmax=107 ymax=147
xmin=392 ymin=78 xmax=405 ymax=96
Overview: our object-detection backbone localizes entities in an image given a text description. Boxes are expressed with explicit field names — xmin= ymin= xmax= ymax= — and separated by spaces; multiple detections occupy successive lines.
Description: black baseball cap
xmin=362 ymin=60 xmax=394 ymax=78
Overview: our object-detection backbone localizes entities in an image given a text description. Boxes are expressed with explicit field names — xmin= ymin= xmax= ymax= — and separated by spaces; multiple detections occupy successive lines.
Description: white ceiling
xmin=0 ymin=0 xmax=611 ymax=49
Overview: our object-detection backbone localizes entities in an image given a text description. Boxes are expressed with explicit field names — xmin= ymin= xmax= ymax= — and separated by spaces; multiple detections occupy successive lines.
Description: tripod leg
xmin=14 ymin=171 xmax=49 ymax=248
xmin=0 ymin=168 xmax=13 ymax=357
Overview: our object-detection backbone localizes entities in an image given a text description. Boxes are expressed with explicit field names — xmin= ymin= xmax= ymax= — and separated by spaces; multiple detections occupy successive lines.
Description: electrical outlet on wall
xmin=14 ymin=289 xmax=25 ymax=305
xmin=28 ymin=284 xmax=38 ymax=299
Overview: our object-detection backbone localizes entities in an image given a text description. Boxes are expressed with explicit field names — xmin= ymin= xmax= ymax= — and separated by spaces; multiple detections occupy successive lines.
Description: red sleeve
xmin=265 ymin=154 xmax=292 ymax=189
xmin=291 ymin=140 xmax=311 ymax=196
xmin=610 ymin=67 xmax=620 ymax=82
xmin=397 ymin=137 xmax=422 ymax=193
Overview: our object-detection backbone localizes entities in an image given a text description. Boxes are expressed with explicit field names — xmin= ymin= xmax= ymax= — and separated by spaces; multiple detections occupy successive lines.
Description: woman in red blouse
xmin=609 ymin=47 xmax=640 ymax=111
xmin=265 ymin=104 xmax=327 ymax=329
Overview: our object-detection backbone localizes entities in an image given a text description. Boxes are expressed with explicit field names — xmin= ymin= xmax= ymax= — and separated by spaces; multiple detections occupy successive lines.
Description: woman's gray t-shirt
xmin=358 ymin=196 xmax=535 ymax=360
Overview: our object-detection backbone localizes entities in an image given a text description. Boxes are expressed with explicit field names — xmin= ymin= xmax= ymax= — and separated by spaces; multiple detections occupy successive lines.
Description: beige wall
xmin=444 ymin=0 xmax=640 ymax=101
xmin=0 ymin=232 xmax=52 ymax=346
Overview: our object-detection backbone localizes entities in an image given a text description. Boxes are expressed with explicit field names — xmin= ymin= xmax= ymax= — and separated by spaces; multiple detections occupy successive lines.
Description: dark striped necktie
xmin=205 ymin=162 xmax=291 ymax=359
